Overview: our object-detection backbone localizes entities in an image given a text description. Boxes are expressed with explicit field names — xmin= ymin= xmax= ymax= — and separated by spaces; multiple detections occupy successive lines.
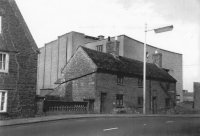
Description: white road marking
xmin=166 ymin=120 xmax=174 ymax=123
xmin=143 ymin=124 xmax=147 ymax=126
xmin=103 ymin=127 xmax=119 ymax=131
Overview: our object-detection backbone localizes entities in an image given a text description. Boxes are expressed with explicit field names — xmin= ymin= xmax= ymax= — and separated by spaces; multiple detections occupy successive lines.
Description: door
xmin=100 ymin=93 xmax=107 ymax=113
xmin=152 ymin=96 xmax=157 ymax=114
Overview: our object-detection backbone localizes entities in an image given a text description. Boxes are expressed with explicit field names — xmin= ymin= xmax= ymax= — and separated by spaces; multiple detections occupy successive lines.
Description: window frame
xmin=0 ymin=90 xmax=8 ymax=113
xmin=96 ymin=45 xmax=103 ymax=52
xmin=116 ymin=94 xmax=123 ymax=107
xmin=0 ymin=52 xmax=9 ymax=73
xmin=117 ymin=75 xmax=124 ymax=85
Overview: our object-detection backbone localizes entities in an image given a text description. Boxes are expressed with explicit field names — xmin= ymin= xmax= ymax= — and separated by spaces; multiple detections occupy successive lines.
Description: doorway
xmin=100 ymin=93 xmax=107 ymax=113
xmin=152 ymin=96 xmax=157 ymax=114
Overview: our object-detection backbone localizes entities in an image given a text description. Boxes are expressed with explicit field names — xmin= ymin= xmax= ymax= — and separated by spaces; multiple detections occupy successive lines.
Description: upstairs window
xmin=0 ymin=90 xmax=7 ymax=112
xmin=96 ymin=45 xmax=103 ymax=52
xmin=116 ymin=94 xmax=123 ymax=107
xmin=0 ymin=52 xmax=9 ymax=73
xmin=138 ymin=78 xmax=143 ymax=88
xmin=117 ymin=75 xmax=124 ymax=85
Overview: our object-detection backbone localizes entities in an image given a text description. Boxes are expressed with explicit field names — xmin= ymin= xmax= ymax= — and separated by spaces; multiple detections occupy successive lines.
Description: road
xmin=0 ymin=116 xmax=200 ymax=136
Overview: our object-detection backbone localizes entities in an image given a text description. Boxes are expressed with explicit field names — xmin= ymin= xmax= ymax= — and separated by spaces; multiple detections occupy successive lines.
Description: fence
xmin=43 ymin=100 xmax=88 ymax=115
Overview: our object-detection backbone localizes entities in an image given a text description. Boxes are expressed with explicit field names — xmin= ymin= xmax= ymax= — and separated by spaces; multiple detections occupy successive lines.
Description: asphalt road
xmin=0 ymin=116 xmax=200 ymax=136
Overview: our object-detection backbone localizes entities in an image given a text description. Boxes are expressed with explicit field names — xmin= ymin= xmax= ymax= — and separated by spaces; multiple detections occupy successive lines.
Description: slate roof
xmin=82 ymin=46 xmax=176 ymax=83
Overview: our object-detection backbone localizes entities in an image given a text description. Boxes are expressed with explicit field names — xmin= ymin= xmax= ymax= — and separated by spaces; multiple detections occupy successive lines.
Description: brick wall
xmin=0 ymin=0 xmax=38 ymax=119
xmin=0 ymin=52 xmax=19 ymax=119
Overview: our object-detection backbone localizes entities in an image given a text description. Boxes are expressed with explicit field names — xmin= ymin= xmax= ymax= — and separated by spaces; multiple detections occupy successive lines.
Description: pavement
xmin=1 ymin=114 xmax=200 ymax=127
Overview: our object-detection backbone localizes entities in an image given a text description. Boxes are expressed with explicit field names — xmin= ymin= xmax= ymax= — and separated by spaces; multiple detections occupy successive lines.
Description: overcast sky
xmin=15 ymin=0 xmax=200 ymax=92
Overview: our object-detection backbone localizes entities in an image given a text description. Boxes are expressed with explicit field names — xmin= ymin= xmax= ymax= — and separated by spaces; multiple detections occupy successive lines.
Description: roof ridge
xmin=81 ymin=46 xmax=176 ymax=83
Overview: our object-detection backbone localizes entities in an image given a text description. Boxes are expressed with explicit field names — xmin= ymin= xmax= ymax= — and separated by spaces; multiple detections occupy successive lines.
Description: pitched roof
xmin=82 ymin=46 xmax=176 ymax=83
xmin=0 ymin=0 xmax=39 ymax=53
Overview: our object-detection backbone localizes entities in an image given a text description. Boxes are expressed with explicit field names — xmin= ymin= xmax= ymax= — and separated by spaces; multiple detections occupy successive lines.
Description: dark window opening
xmin=116 ymin=94 xmax=123 ymax=107
xmin=96 ymin=45 xmax=103 ymax=52
xmin=117 ymin=75 xmax=124 ymax=85
xmin=138 ymin=97 xmax=143 ymax=107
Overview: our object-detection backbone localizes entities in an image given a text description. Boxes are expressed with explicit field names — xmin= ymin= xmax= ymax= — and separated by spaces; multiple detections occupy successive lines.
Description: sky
xmin=15 ymin=0 xmax=200 ymax=92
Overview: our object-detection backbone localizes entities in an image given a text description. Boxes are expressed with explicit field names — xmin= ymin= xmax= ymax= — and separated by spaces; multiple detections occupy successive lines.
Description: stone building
xmin=54 ymin=44 xmax=176 ymax=114
xmin=37 ymin=32 xmax=183 ymax=102
xmin=194 ymin=82 xmax=200 ymax=110
xmin=37 ymin=32 xmax=98 ymax=95
xmin=0 ymin=0 xmax=39 ymax=119
xmin=85 ymin=35 xmax=182 ymax=102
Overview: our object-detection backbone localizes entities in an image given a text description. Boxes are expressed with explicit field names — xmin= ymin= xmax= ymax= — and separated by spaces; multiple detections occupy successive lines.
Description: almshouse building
xmin=37 ymin=31 xmax=183 ymax=102
xmin=54 ymin=41 xmax=176 ymax=114
xmin=0 ymin=0 xmax=39 ymax=119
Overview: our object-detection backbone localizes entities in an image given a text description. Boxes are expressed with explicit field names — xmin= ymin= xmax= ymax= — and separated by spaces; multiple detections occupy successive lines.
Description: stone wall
xmin=66 ymin=72 xmax=176 ymax=114
xmin=37 ymin=32 xmax=98 ymax=94
xmin=95 ymin=73 xmax=176 ymax=114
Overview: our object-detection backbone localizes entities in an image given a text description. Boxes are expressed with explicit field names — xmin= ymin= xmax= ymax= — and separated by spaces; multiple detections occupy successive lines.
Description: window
xmin=0 ymin=90 xmax=7 ymax=112
xmin=116 ymin=94 xmax=123 ymax=107
xmin=96 ymin=45 xmax=103 ymax=52
xmin=138 ymin=97 xmax=143 ymax=106
xmin=117 ymin=75 xmax=124 ymax=85
xmin=138 ymin=78 xmax=143 ymax=88
xmin=0 ymin=52 xmax=9 ymax=73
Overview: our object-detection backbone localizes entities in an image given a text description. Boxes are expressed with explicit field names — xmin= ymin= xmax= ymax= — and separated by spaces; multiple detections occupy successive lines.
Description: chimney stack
xmin=98 ymin=35 xmax=104 ymax=40
xmin=106 ymin=37 xmax=120 ymax=56
xmin=152 ymin=53 xmax=162 ymax=67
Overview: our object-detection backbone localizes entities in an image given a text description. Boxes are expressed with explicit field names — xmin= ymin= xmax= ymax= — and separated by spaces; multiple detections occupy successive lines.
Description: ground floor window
xmin=116 ymin=94 xmax=123 ymax=107
xmin=138 ymin=97 xmax=143 ymax=107
xmin=0 ymin=90 xmax=7 ymax=112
